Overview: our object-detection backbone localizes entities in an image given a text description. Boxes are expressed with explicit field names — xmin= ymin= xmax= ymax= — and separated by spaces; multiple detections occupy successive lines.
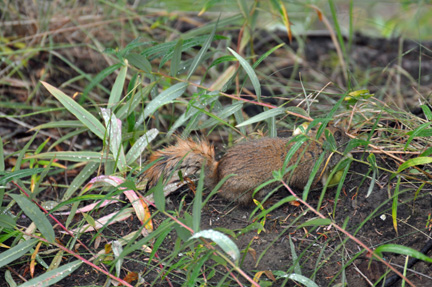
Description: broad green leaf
xmin=228 ymin=47 xmax=261 ymax=100
xmin=0 ymin=168 xmax=45 ymax=185
xmin=189 ymin=230 xmax=240 ymax=263
xmin=374 ymin=244 xmax=432 ymax=263
xmin=26 ymin=151 xmax=113 ymax=162
xmin=9 ymin=194 xmax=55 ymax=243
xmin=19 ymin=260 xmax=82 ymax=287
xmin=236 ymin=107 xmax=285 ymax=127
xmin=397 ymin=157 xmax=432 ymax=173
xmin=125 ymin=128 xmax=158 ymax=164
xmin=0 ymin=238 xmax=38 ymax=268
xmin=41 ymin=81 xmax=105 ymax=140
xmin=0 ymin=214 xmax=16 ymax=229
xmin=108 ymin=61 xmax=128 ymax=108
xmin=286 ymin=273 xmax=319 ymax=287
xmin=126 ymin=53 xmax=152 ymax=73
xmin=143 ymin=82 xmax=188 ymax=119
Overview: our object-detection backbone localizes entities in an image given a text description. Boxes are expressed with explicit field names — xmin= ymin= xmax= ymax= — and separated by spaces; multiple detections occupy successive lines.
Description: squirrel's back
xmin=142 ymin=127 xmax=349 ymax=206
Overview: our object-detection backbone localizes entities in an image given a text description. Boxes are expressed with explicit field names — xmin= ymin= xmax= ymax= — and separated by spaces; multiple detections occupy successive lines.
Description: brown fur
xmin=141 ymin=127 xmax=349 ymax=206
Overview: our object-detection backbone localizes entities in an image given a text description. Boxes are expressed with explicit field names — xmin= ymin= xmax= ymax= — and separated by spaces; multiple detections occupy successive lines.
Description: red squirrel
xmin=142 ymin=126 xmax=349 ymax=206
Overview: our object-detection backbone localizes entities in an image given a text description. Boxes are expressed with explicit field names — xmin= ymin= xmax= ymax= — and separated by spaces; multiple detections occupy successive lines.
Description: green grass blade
xmin=297 ymin=218 xmax=332 ymax=229
xmin=0 ymin=168 xmax=46 ymax=185
xmin=392 ymin=176 xmax=401 ymax=233
xmin=9 ymin=194 xmax=55 ymax=243
xmin=287 ymin=273 xmax=319 ymax=287
xmin=126 ymin=53 xmax=152 ymax=73
xmin=143 ymin=82 xmax=188 ymax=120
xmin=19 ymin=260 xmax=82 ymax=287
xmin=116 ymin=81 xmax=156 ymax=120
xmin=398 ymin=156 xmax=432 ymax=173
xmin=199 ymin=102 xmax=243 ymax=129
xmin=289 ymin=235 xmax=302 ymax=275
xmin=0 ymin=214 xmax=16 ymax=229
xmin=228 ymin=47 xmax=261 ymax=100
xmin=26 ymin=151 xmax=113 ymax=162
xmin=190 ymin=230 xmax=240 ymax=263
xmin=108 ymin=61 xmax=128 ymax=108
xmin=236 ymin=107 xmax=285 ymax=127
xmin=328 ymin=0 xmax=346 ymax=56
xmin=405 ymin=122 xmax=432 ymax=150
xmin=41 ymin=81 xmax=105 ymax=140
xmin=101 ymin=108 xmax=126 ymax=171
xmin=31 ymin=120 xmax=84 ymax=131
xmin=252 ymin=43 xmax=285 ymax=68
xmin=61 ymin=162 xmax=98 ymax=201
xmin=186 ymin=18 xmax=218 ymax=80
xmin=0 ymin=135 xmax=4 ymax=172
xmin=125 ymin=128 xmax=158 ymax=164
xmin=192 ymin=162 xmax=205 ymax=233
xmin=170 ymin=39 xmax=183 ymax=77
xmin=81 ymin=63 xmax=123 ymax=99
xmin=0 ymin=238 xmax=38 ymax=268
xmin=375 ymin=244 xmax=432 ymax=263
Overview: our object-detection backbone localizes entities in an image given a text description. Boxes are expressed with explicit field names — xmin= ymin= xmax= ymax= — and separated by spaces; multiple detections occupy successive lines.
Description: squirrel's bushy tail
xmin=143 ymin=138 xmax=219 ymax=188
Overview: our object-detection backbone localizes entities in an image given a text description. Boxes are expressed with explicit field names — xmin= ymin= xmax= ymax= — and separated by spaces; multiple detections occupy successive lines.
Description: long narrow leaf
xmin=0 ymin=238 xmax=38 ymax=268
xmin=101 ymin=108 xmax=126 ymax=171
xmin=26 ymin=151 xmax=113 ymax=162
xmin=170 ymin=39 xmax=183 ymax=77
xmin=19 ymin=260 xmax=82 ymax=287
xmin=143 ymin=82 xmax=188 ymax=120
xmin=61 ymin=162 xmax=98 ymax=201
xmin=375 ymin=244 xmax=432 ymax=263
xmin=189 ymin=230 xmax=240 ymax=263
xmin=9 ymin=194 xmax=55 ymax=243
xmin=41 ymin=81 xmax=105 ymax=140
xmin=108 ymin=62 xmax=128 ymax=108
xmin=236 ymin=107 xmax=285 ymax=127
xmin=126 ymin=53 xmax=152 ymax=73
xmin=116 ymin=81 xmax=156 ymax=120
xmin=125 ymin=128 xmax=158 ymax=164
xmin=228 ymin=47 xmax=261 ymax=100
xmin=186 ymin=18 xmax=218 ymax=80
xmin=81 ymin=63 xmax=122 ymax=99
xmin=0 ymin=168 xmax=45 ymax=185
